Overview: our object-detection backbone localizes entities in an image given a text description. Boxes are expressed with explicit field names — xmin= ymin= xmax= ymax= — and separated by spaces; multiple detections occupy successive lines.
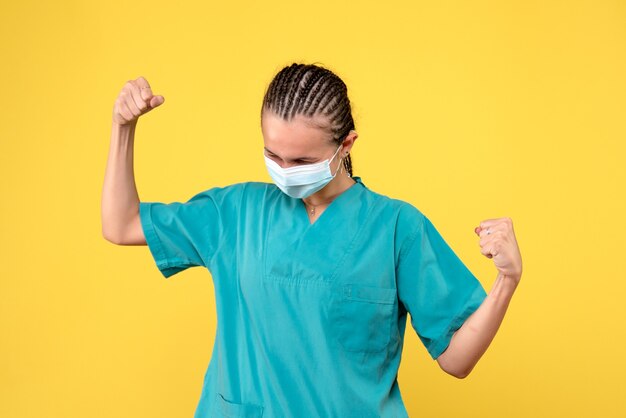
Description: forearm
xmin=101 ymin=121 xmax=140 ymax=242
xmin=437 ymin=272 xmax=519 ymax=378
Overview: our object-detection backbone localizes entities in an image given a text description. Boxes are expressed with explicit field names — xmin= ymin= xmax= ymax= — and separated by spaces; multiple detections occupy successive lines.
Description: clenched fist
xmin=112 ymin=76 xmax=165 ymax=126
xmin=475 ymin=217 xmax=523 ymax=284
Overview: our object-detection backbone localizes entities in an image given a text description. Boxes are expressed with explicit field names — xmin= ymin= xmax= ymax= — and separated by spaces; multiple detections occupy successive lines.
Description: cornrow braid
xmin=295 ymin=71 xmax=324 ymax=118
xmin=276 ymin=64 xmax=300 ymax=116
xmin=285 ymin=65 xmax=309 ymax=120
xmin=261 ymin=62 xmax=357 ymax=177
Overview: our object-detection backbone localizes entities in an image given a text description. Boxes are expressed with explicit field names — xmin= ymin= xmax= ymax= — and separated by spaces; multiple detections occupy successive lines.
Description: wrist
xmin=500 ymin=271 xmax=521 ymax=287
xmin=112 ymin=119 xmax=137 ymax=130
xmin=111 ymin=120 xmax=137 ymax=143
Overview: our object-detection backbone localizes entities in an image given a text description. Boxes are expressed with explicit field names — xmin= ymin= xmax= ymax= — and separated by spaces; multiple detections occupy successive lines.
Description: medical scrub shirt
xmin=138 ymin=176 xmax=487 ymax=418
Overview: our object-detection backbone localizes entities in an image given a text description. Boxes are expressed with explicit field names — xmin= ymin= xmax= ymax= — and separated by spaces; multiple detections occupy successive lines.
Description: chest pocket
xmin=332 ymin=283 xmax=397 ymax=353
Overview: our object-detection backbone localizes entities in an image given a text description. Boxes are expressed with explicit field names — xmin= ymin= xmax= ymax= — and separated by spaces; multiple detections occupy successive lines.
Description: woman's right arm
xmin=101 ymin=77 xmax=164 ymax=245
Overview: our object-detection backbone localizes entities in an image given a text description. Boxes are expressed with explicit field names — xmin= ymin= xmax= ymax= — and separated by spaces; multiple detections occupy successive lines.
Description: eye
xmin=264 ymin=149 xmax=316 ymax=164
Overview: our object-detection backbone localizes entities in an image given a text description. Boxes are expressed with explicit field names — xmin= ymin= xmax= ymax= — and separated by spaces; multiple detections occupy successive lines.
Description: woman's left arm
xmin=436 ymin=217 xmax=523 ymax=378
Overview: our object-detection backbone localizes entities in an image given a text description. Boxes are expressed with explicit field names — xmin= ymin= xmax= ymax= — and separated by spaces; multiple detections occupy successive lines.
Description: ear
xmin=342 ymin=130 xmax=358 ymax=155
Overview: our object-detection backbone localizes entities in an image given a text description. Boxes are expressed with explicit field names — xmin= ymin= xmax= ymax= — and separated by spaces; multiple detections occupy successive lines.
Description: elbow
xmin=102 ymin=231 xmax=118 ymax=245
xmin=450 ymin=363 xmax=477 ymax=379
xmin=451 ymin=368 xmax=471 ymax=379
xmin=437 ymin=351 xmax=474 ymax=379
xmin=102 ymin=226 xmax=123 ymax=245
xmin=441 ymin=365 xmax=472 ymax=379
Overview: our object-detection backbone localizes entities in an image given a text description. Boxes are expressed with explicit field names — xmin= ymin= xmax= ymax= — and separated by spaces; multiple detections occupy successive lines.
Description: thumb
xmin=149 ymin=95 xmax=165 ymax=108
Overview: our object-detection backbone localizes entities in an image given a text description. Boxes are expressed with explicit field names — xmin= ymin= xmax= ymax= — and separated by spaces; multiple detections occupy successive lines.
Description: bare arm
xmin=101 ymin=77 xmax=164 ymax=245
xmin=436 ymin=272 xmax=519 ymax=378
xmin=101 ymin=121 xmax=144 ymax=244
xmin=436 ymin=217 xmax=523 ymax=378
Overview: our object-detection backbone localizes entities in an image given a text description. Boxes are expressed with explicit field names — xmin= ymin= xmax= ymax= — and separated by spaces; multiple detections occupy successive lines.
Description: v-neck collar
xmin=297 ymin=176 xmax=366 ymax=228
xmin=264 ymin=176 xmax=371 ymax=282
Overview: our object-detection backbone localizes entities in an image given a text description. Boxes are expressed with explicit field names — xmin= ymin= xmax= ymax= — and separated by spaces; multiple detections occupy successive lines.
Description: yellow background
xmin=1 ymin=0 xmax=625 ymax=417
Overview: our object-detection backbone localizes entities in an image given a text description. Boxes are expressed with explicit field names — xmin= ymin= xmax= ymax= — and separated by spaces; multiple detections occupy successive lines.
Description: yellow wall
xmin=1 ymin=0 xmax=624 ymax=416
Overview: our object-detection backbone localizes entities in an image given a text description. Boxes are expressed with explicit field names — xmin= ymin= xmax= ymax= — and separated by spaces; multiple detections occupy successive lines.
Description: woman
xmin=102 ymin=63 xmax=523 ymax=418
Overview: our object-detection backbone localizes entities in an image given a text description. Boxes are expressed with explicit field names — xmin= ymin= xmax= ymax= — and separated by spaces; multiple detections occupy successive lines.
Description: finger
xmin=475 ymin=225 xmax=490 ymax=235
xmin=121 ymin=88 xmax=142 ymax=116
xmin=479 ymin=227 xmax=500 ymax=239
xmin=149 ymin=95 xmax=164 ymax=108
xmin=477 ymin=225 xmax=499 ymax=238
xmin=479 ymin=219 xmax=503 ymax=229
xmin=127 ymin=81 xmax=148 ymax=113
xmin=136 ymin=76 xmax=153 ymax=101
xmin=479 ymin=235 xmax=496 ymax=247
xmin=479 ymin=245 xmax=493 ymax=259
xmin=475 ymin=224 xmax=494 ymax=235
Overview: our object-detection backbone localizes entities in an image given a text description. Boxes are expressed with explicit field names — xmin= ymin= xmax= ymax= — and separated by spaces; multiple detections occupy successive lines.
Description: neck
xmin=302 ymin=171 xmax=356 ymax=206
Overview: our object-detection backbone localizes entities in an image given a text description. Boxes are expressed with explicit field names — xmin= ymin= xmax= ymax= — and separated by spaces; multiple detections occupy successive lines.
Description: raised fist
xmin=112 ymin=76 xmax=164 ymax=126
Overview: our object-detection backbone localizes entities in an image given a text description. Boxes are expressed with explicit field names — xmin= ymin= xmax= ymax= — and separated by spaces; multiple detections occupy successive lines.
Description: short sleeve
xmin=396 ymin=211 xmax=488 ymax=360
xmin=139 ymin=184 xmax=242 ymax=279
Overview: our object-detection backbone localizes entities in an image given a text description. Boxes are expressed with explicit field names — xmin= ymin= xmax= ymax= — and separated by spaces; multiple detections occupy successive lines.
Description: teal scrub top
xmin=138 ymin=176 xmax=487 ymax=418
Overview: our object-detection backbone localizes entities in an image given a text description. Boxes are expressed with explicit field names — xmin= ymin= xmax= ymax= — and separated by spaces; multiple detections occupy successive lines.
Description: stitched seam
xmin=398 ymin=213 xmax=425 ymax=262
xmin=140 ymin=202 xmax=170 ymax=269
xmin=204 ymin=183 xmax=244 ymax=271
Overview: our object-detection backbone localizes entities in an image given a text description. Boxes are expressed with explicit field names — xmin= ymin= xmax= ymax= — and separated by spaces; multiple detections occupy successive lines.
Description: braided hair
xmin=260 ymin=62 xmax=356 ymax=177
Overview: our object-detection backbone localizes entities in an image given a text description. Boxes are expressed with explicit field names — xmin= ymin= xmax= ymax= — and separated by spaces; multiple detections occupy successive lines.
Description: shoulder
xmin=395 ymin=198 xmax=426 ymax=230
xmin=362 ymin=187 xmax=426 ymax=231
xmin=189 ymin=180 xmax=277 ymax=203
xmin=182 ymin=181 xmax=287 ymax=213
xmin=389 ymin=198 xmax=426 ymax=250
xmin=361 ymin=188 xmax=427 ymax=258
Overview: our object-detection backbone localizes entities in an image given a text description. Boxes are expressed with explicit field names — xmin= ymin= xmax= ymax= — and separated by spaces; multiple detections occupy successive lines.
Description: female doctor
xmin=102 ymin=63 xmax=523 ymax=418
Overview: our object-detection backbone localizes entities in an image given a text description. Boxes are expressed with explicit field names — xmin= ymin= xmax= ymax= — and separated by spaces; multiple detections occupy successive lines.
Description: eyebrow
xmin=264 ymin=147 xmax=316 ymax=161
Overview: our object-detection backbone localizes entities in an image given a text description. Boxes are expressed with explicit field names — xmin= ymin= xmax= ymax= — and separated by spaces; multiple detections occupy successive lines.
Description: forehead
xmin=261 ymin=111 xmax=332 ymax=156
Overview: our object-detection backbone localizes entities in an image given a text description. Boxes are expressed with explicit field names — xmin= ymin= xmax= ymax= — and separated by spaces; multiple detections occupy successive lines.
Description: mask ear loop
xmin=333 ymin=156 xmax=344 ymax=177
xmin=330 ymin=143 xmax=345 ymax=177
xmin=331 ymin=136 xmax=349 ymax=177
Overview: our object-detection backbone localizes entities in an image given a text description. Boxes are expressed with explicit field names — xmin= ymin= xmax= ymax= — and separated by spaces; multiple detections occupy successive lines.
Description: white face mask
xmin=264 ymin=144 xmax=344 ymax=199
